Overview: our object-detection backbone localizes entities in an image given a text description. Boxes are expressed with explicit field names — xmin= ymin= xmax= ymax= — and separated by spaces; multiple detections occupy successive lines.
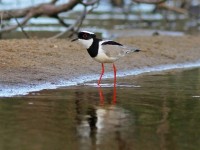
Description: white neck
xmin=78 ymin=39 xmax=93 ymax=49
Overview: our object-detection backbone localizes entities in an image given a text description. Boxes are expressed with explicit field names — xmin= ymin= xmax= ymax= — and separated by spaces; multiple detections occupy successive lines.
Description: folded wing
xmin=101 ymin=40 xmax=140 ymax=60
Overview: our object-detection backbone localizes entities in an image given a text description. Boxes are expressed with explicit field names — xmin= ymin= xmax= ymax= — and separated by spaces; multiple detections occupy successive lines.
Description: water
xmin=0 ymin=68 xmax=200 ymax=150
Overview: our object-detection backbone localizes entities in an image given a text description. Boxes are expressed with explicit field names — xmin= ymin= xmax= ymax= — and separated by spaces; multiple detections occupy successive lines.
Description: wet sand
xmin=0 ymin=35 xmax=200 ymax=94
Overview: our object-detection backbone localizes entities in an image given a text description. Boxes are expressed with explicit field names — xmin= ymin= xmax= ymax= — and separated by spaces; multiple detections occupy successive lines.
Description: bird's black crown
xmin=78 ymin=31 xmax=96 ymax=40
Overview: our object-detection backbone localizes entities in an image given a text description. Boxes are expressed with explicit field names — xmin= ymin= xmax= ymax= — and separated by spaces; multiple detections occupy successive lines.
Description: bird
xmin=72 ymin=31 xmax=140 ymax=86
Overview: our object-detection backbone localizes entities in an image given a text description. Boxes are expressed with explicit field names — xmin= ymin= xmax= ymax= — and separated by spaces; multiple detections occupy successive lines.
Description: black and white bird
xmin=72 ymin=31 xmax=140 ymax=86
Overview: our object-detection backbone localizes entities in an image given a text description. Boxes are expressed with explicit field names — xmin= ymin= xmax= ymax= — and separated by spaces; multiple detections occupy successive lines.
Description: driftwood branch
xmin=133 ymin=0 xmax=188 ymax=14
xmin=9 ymin=13 xmax=30 ymax=38
xmin=54 ymin=15 xmax=70 ymax=27
xmin=1 ymin=0 xmax=79 ymax=20
xmin=0 ymin=0 xmax=79 ymax=34
xmin=1 ymin=14 xmax=32 ymax=33
xmin=50 ymin=0 xmax=100 ymax=39
xmin=51 ymin=0 xmax=59 ymax=4
xmin=80 ymin=0 xmax=100 ymax=6
xmin=75 ymin=0 xmax=100 ymax=33
xmin=157 ymin=3 xmax=188 ymax=14
xmin=132 ymin=0 xmax=166 ymax=4
xmin=0 ymin=12 xmax=3 ymax=30
xmin=49 ymin=10 xmax=86 ymax=39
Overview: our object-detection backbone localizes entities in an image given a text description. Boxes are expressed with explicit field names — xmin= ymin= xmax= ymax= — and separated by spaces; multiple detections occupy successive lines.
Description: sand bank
xmin=0 ymin=35 xmax=200 ymax=96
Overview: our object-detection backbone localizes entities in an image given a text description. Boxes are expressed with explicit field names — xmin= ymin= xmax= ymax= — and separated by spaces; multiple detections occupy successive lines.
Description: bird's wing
xmin=101 ymin=41 xmax=140 ymax=59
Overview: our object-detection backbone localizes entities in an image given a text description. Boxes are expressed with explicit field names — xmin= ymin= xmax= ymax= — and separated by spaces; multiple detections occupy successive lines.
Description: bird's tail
xmin=131 ymin=48 xmax=141 ymax=52
xmin=124 ymin=46 xmax=141 ymax=54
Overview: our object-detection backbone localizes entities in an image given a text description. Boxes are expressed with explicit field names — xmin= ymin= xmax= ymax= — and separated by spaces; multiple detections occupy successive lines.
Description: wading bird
xmin=72 ymin=31 xmax=140 ymax=86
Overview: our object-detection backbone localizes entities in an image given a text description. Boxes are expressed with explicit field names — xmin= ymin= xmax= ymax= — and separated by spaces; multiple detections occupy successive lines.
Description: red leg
xmin=98 ymin=86 xmax=104 ymax=105
xmin=112 ymin=83 xmax=117 ymax=104
xmin=98 ymin=63 xmax=104 ymax=86
xmin=113 ymin=63 xmax=117 ymax=85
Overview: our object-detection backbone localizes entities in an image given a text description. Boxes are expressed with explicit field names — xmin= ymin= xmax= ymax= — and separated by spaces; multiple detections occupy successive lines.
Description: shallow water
xmin=0 ymin=68 xmax=200 ymax=150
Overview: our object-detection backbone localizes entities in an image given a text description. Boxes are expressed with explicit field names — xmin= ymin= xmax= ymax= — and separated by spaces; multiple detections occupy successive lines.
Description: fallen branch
xmin=1 ymin=14 xmax=32 ymax=33
xmin=0 ymin=0 xmax=79 ymax=20
xmin=49 ymin=0 xmax=100 ymax=39
xmin=0 ymin=12 xmax=3 ymax=30
xmin=49 ymin=8 xmax=87 ymax=39
xmin=132 ymin=0 xmax=166 ymax=4
xmin=80 ymin=0 xmax=100 ymax=6
xmin=157 ymin=3 xmax=188 ymax=14
xmin=9 ymin=13 xmax=30 ymax=38
xmin=133 ymin=0 xmax=188 ymax=14
xmin=75 ymin=1 xmax=100 ymax=33
xmin=0 ymin=0 xmax=79 ymax=34
xmin=51 ymin=0 xmax=59 ymax=4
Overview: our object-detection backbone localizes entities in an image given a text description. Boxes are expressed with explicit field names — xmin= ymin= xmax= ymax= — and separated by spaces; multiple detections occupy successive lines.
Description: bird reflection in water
xmin=77 ymin=84 xmax=130 ymax=149
xmin=98 ymin=83 xmax=117 ymax=105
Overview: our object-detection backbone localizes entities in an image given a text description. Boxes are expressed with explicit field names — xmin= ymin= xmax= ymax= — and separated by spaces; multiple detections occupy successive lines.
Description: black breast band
xmin=87 ymin=38 xmax=101 ymax=58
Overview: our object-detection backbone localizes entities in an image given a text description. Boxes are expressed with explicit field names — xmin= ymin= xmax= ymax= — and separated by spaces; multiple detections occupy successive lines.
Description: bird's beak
xmin=71 ymin=38 xmax=78 ymax=42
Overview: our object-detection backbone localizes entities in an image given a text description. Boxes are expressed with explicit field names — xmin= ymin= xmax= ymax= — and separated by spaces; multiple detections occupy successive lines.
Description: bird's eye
xmin=83 ymin=34 xmax=88 ymax=38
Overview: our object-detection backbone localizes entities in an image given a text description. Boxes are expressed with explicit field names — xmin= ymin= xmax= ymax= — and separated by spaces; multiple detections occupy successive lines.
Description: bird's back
xmin=100 ymin=40 xmax=140 ymax=61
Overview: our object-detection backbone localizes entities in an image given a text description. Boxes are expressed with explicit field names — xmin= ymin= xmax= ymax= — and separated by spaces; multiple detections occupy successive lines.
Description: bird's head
xmin=72 ymin=31 xmax=96 ymax=49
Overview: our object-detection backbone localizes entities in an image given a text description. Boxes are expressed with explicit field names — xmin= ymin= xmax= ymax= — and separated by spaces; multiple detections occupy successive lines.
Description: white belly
xmin=94 ymin=53 xmax=117 ymax=63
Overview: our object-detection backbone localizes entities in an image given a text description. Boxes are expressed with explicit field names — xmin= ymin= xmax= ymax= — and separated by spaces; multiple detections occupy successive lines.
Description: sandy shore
xmin=0 ymin=35 xmax=200 ymax=96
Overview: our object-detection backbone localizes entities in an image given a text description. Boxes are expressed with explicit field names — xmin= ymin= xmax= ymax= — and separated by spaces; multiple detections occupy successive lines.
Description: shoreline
xmin=1 ymin=61 xmax=200 ymax=97
xmin=0 ymin=35 xmax=200 ymax=97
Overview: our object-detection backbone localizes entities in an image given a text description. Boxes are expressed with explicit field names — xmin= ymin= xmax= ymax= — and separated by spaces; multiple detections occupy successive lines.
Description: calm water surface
xmin=0 ymin=68 xmax=200 ymax=150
